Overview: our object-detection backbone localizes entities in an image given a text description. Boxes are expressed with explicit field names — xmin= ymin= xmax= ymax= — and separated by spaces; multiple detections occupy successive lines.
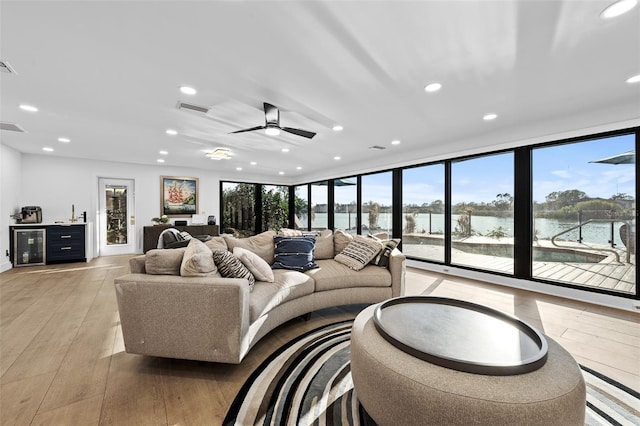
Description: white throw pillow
xmin=233 ymin=247 xmax=275 ymax=283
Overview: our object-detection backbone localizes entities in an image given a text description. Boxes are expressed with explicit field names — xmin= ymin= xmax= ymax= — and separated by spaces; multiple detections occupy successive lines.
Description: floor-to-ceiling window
xmin=402 ymin=164 xmax=445 ymax=262
xmin=262 ymin=185 xmax=289 ymax=232
xmin=334 ymin=177 xmax=358 ymax=234
xmin=361 ymin=171 xmax=392 ymax=235
xmin=221 ymin=182 xmax=257 ymax=237
xmin=294 ymin=184 xmax=309 ymax=230
xmin=532 ymin=134 xmax=636 ymax=295
xmin=451 ymin=152 xmax=515 ymax=274
xmin=311 ymin=181 xmax=328 ymax=230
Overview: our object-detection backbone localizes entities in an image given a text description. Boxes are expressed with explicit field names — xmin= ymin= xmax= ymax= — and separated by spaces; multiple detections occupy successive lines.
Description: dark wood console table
xmin=143 ymin=225 xmax=219 ymax=253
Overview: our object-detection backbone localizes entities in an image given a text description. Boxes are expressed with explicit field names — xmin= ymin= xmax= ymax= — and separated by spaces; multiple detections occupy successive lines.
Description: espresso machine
xmin=19 ymin=206 xmax=43 ymax=223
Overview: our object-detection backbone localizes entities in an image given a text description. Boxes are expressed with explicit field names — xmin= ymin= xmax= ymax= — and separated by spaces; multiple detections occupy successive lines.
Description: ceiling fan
xmin=229 ymin=102 xmax=316 ymax=139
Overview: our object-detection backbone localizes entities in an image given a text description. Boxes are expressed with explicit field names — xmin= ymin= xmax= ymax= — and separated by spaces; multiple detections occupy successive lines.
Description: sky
xmin=300 ymin=133 xmax=636 ymax=207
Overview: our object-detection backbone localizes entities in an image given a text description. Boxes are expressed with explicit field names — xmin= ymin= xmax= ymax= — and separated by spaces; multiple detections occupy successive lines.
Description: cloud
xmin=551 ymin=170 xmax=572 ymax=179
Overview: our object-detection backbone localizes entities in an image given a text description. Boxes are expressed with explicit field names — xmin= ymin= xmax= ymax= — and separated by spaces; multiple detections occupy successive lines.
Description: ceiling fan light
xmin=265 ymin=127 xmax=280 ymax=136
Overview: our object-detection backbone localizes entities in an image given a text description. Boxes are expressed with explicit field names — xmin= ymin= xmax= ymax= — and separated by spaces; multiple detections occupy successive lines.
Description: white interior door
xmin=99 ymin=178 xmax=135 ymax=255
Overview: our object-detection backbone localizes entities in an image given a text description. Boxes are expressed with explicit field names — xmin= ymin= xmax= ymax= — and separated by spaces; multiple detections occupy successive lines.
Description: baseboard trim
xmin=0 ymin=260 xmax=12 ymax=273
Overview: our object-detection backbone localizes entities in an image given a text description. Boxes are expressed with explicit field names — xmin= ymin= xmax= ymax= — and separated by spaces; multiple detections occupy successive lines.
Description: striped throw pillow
xmin=212 ymin=250 xmax=255 ymax=290
xmin=334 ymin=235 xmax=383 ymax=271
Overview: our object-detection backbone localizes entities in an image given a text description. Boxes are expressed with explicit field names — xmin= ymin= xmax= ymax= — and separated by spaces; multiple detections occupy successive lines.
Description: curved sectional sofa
xmin=114 ymin=230 xmax=406 ymax=364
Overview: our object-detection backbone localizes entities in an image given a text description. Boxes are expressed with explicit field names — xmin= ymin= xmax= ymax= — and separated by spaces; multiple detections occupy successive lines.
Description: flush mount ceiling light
xmin=19 ymin=104 xmax=38 ymax=112
xmin=159 ymin=150 xmax=168 ymax=155
xmin=42 ymin=147 xmax=54 ymax=152
xmin=626 ymin=74 xmax=640 ymax=83
xmin=333 ymin=125 xmax=343 ymax=131
xmin=424 ymin=83 xmax=442 ymax=92
xmin=250 ymin=161 xmax=257 ymax=165
xmin=205 ymin=147 xmax=232 ymax=160
xmin=166 ymin=129 xmax=178 ymax=135
xmin=278 ymin=171 xmax=285 ymax=175
xmin=601 ymin=0 xmax=637 ymax=18
xmin=179 ymin=86 xmax=197 ymax=95
xmin=57 ymin=137 xmax=70 ymax=143
xmin=281 ymin=148 xmax=289 ymax=153
xmin=157 ymin=159 xmax=165 ymax=163
xmin=236 ymin=167 xmax=243 ymax=171
xmin=483 ymin=113 xmax=498 ymax=121
xmin=296 ymin=166 xmax=302 ymax=170
xmin=391 ymin=139 xmax=401 ymax=145
xmin=334 ymin=156 xmax=341 ymax=160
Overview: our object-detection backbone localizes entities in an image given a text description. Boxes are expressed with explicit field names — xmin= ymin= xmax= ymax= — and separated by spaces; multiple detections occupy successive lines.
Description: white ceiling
xmin=1 ymin=1 xmax=639 ymax=184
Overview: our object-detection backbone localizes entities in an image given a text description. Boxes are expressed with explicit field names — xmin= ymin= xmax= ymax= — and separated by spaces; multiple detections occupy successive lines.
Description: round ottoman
xmin=350 ymin=304 xmax=586 ymax=426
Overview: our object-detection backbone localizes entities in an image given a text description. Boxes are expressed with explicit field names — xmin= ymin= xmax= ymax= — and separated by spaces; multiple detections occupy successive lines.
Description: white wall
xmin=18 ymin=154 xmax=222 ymax=256
xmin=0 ymin=144 xmax=23 ymax=271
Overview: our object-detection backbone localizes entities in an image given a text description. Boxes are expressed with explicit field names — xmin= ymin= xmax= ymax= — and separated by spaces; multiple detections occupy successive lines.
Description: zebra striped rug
xmin=223 ymin=320 xmax=640 ymax=426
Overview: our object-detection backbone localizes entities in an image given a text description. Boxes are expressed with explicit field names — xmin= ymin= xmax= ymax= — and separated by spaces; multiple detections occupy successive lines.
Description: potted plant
xmin=151 ymin=215 xmax=170 ymax=225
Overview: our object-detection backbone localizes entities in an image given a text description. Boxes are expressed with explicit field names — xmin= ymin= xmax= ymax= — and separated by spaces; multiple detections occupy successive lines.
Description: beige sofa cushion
xmin=205 ymin=236 xmax=228 ymax=252
xmin=305 ymin=259 xmax=391 ymax=292
xmin=145 ymin=248 xmax=186 ymax=275
xmin=224 ymin=230 xmax=276 ymax=264
xmin=233 ymin=247 xmax=275 ymax=283
xmin=249 ymin=269 xmax=315 ymax=322
xmin=313 ymin=229 xmax=334 ymax=259
xmin=333 ymin=229 xmax=353 ymax=254
xmin=180 ymin=239 xmax=219 ymax=277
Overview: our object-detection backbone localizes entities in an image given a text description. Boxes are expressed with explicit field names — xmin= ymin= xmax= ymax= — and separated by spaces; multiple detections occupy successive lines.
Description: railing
xmin=550 ymin=219 xmax=632 ymax=263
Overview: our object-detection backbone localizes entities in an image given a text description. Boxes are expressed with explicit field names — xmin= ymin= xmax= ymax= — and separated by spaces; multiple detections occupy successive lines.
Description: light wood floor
xmin=1 ymin=255 xmax=638 ymax=425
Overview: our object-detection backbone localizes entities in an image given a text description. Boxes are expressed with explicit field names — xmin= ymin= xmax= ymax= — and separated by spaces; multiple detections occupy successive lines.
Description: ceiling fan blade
xmin=229 ymin=125 xmax=265 ymax=134
xmin=282 ymin=127 xmax=316 ymax=139
xmin=263 ymin=103 xmax=280 ymax=125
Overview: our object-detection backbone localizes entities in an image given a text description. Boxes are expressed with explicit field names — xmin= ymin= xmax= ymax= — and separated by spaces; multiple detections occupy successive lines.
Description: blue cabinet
xmin=10 ymin=224 xmax=86 ymax=266
xmin=46 ymin=225 xmax=86 ymax=263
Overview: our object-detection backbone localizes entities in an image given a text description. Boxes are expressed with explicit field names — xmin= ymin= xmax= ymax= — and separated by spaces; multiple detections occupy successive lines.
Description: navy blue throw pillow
xmin=272 ymin=236 xmax=319 ymax=272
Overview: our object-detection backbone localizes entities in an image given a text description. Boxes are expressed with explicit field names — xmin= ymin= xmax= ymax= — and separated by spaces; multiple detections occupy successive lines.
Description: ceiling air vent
xmin=369 ymin=145 xmax=386 ymax=150
xmin=0 ymin=61 xmax=16 ymax=74
xmin=0 ymin=122 xmax=25 ymax=132
xmin=176 ymin=101 xmax=210 ymax=114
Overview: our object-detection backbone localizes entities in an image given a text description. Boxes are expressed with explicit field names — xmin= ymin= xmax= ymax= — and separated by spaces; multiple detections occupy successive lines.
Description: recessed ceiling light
xmin=159 ymin=150 xmax=168 ymax=155
xmin=42 ymin=147 xmax=54 ymax=152
xmin=166 ymin=129 xmax=178 ymax=135
xmin=179 ymin=86 xmax=197 ymax=95
xmin=601 ymin=0 xmax=637 ymax=18
xmin=334 ymin=156 xmax=341 ymax=160
xmin=333 ymin=125 xmax=343 ymax=131
xmin=236 ymin=167 xmax=243 ymax=171
xmin=250 ymin=161 xmax=257 ymax=165
xmin=278 ymin=171 xmax=285 ymax=175
xmin=19 ymin=104 xmax=38 ymax=112
xmin=296 ymin=166 xmax=302 ymax=170
xmin=265 ymin=127 xmax=280 ymax=136
xmin=157 ymin=158 xmax=165 ymax=163
xmin=483 ymin=113 xmax=498 ymax=121
xmin=626 ymin=73 xmax=640 ymax=83
xmin=391 ymin=139 xmax=401 ymax=145
xmin=424 ymin=83 xmax=442 ymax=92
xmin=281 ymin=148 xmax=289 ymax=153
xmin=57 ymin=137 xmax=70 ymax=143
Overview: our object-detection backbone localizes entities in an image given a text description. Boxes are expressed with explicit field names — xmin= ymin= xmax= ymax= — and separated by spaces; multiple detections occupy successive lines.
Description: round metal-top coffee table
xmin=372 ymin=296 xmax=548 ymax=375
